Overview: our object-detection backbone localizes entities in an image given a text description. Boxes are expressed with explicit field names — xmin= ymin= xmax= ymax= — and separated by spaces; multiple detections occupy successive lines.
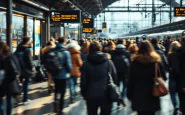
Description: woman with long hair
xmin=127 ymin=40 xmax=167 ymax=115
xmin=167 ymin=41 xmax=181 ymax=114
xmin=0 ymin=42 xmax=20 ymax=115
xmin=128 ymin=43 xmax=139 ymax=55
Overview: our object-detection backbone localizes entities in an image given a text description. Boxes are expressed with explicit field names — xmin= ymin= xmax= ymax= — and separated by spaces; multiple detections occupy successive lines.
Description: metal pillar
xmin=152 ymin=0 xmax=155 ymax=27
xmin=6 ymin=0 xmax=12 ymax=50
xmin=47 ymin=8 xmax=51 ymax=41
xmin=170 ymin=0 xmax=172 ymax=24
xmin=180 ymin=0 xmax=183 ymax=7
xmin=33 ymin=18 xmax=35 ymax=59
xmin=23 ymin=16 xmax=27 ymax=36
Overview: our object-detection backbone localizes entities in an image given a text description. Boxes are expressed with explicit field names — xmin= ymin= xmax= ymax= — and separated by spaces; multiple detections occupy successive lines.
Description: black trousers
xmin=54 ymin=79 xmax=67 ymax=112
xmin=137 ymin=111 xmax=155 ymax=115
xmin=86 ymin=99 xmax=112 ymax=115
xmin=178 ymin=91 xmax=185 ymax=115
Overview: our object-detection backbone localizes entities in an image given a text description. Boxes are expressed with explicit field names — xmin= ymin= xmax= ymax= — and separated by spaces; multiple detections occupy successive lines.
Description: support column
xmin=33 ymin=18 xmax=35 ymax=59
xmin=170 ymin=0 xmax=172 ymax=24
xmin=6 ymin=0 xmax=12 ymax=50
xmin=23 ymin=16 xmax=27 ymax=36
xmin=47 ymin=10 xmax=50 ymax=41
xmin=152 ymin=0 xmax=155 ymax=27
xmin=180 ymin=0 xmax=183 ymax=7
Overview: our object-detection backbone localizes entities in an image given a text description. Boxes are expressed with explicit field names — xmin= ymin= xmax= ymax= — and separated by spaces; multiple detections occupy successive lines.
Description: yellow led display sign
xmin=82 ymin=18 xmax=94 ymax=33
xmin=174 ymin=7 xmax=185 ymax=17
xmin=102 ymin=22 xmax=107 ymax=30
xmin=50 ymin=11 xmax=80 ymax=23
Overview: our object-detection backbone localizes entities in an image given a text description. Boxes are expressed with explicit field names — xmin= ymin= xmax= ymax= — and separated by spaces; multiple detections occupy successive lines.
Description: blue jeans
xmin=169 ymin=79 xmax=179 ymax=109
xmin=0 ymin=93 xmax=13 ymax=115
xmin=23 ymin=78 xmax=29 ymax=102
xmin=69 ymin=76 xmax=77 ymax=99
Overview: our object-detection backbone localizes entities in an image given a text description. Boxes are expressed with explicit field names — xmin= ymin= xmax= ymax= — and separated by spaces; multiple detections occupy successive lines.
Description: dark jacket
xmin=167 ymin=53 xmax=178 ymax=81
xmin=127 ymin=54 xmax=167 ymax=112
xmin=153 ymin=44 xmax=168 ymax=70
xmin=16 ymin=44 xmax=34 ymax=71
xmin=0 ymin=54 xmax=20 ymax=97
xmin=53 ymin=43 xmax=72 ymax=79
xmin=80 ymin=52 xmax=117 ymax=100
xmin=175 ymin=45 xmax=185 ymax=90
xmin=111 ymin=44 xmax=130 ymax=83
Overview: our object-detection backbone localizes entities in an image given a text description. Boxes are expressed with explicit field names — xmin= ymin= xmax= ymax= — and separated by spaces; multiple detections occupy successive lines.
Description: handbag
xmin=153 ymin=63 xmax=169 ymax=97
xmin=107 ymin=61 xmax=121 ymax=102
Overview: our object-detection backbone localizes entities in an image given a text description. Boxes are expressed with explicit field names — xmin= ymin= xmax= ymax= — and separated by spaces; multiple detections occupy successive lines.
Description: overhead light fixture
xmin=23 ymin=0 xmax=49 ymax=11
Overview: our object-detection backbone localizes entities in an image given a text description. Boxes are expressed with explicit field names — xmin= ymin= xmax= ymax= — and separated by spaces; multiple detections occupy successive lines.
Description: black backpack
xmin=42 ymin=48 xmax=65 ymax=76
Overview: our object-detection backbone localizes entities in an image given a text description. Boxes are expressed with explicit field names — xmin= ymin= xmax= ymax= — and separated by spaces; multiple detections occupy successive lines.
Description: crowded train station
xmin=1 ymin=0 xmax=185 ymax=115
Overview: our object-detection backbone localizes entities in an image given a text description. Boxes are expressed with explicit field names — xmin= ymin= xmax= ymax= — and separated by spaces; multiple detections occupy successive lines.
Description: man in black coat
xmin=111 ymin=39 xmax=130 ymax=98
xmin=175 ymin=37 xmax=185 ymax=115
xmin=151 ymin=38 xmax=168 ymax=71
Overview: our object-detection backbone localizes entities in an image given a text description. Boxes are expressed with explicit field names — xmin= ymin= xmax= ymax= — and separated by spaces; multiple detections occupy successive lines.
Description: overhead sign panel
xmin=50 ymin=11 xmax=81 ymax=23
xmin=82 ymin=18 xmax=94 ymax=33
xmin=174 ymin=7 xmax=185 ymax=16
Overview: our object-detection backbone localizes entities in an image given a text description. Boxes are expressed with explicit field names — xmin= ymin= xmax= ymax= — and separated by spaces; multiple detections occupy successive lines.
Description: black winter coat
xmin=153 ymin=44 xmax=168 ymax=70
xmin=127 ymin=54 xmax=167 ymax=112
xmin=80 ymin=52 xmax=117 ymax=100
xmin=111 ymin=46 xmax=130 ymax=84
xmin=175 ymin=45 xmax=185 ymax=90
xmin=16 ymin=44 xmax=33 ymax=71
xmin=0 ymin=54 xmax=20 ymax=97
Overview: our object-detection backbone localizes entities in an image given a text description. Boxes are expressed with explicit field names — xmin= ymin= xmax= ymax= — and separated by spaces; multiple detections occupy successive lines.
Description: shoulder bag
xmin=153 ymin=63 xmax=169 ymax=97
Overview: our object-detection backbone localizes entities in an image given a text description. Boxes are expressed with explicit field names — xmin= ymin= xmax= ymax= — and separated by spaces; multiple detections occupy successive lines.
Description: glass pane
xmin=0 ymin=12 xmax=6 ymax=43
xmin=35 ymin=20 xmax=41 ymax=56
xmin=12 ymin=15 xmax=23 ymax=52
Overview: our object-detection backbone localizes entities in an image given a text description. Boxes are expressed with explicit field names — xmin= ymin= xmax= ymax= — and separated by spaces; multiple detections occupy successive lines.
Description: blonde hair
xmin=168 ymin=41 xmax=181 ymax=54
xmin=128 ymin=44 xmax=139 ymax=54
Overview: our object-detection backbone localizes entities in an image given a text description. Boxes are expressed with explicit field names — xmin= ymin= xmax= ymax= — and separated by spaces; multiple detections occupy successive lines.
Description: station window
xmin=35 ymin=20 xmax=41 ymax=56
xmin=12 ymin=14 xmax=24 ymax=52
xmin=0 ymin=12 xmax=6 ymax=43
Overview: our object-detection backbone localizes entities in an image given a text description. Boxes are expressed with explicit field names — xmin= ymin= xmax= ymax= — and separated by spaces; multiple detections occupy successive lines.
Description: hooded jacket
xmin=153 ymin=44 xmax=168 ymax=70
xmin=16 ymin=44 xmax=33 ymax=71
xmin=80 ymin=51 xmax=117 ymax=100
xmin=127 ymin=53 xmax=167 ymax=112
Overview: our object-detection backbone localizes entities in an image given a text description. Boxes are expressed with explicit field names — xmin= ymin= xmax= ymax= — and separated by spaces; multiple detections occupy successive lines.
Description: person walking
xmin=42 ymin=41 xmax=56 ymax=94
xmin=15 ymin=36 xmax=34 ymax=104
xmin=127 ymin=40 xmax=167 ymax=115
xmin=167 ymin=41 xmax=181 ymax=114
xmin=67 ymin=40 xmax=83 ymax=103
xmin=0 ymin=42 xmax=20 ymax=115
xmin=80 ymin=41 xmax=117 ymax=115
xmin=52 ymin=37 xmax=72 ymax=115
xmin=175 ymin=37 xmax=185 ymax=115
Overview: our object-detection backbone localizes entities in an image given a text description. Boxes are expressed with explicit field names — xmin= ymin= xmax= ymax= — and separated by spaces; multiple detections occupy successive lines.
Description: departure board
xmin=50 ymin=11 xmax=81 ymax=23
xmin=82 ymin=18 xmax=94 ymax=33
xmin=102 ymin=22 xmax=107 ymax=30
xmin=174 ymin=7 xmax=185 ymax=16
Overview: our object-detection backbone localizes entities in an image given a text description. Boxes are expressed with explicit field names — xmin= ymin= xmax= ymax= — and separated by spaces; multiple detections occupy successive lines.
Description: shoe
xmin=119 ymin=99 xmax=126 ymax=107
xmin=53 ymin=101 xmax=59 ymax=113
xmin=23 ymin=99 xmax=31 ymax=105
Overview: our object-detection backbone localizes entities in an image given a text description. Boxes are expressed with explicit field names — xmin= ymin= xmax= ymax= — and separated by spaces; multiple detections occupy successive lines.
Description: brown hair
xmin=81 ymin=42 xmax=90 ymax=53
xmin=89 ymin=41 xmax=102 ymax=53
xmin=168 ymin=41 xmax=181 ymax=54
xmin=0 ymin=41 xmax=10 ymax=55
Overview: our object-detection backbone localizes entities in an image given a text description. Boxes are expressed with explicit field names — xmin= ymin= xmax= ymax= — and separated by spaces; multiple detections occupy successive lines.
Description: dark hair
xmin=117 ymin=39 xmax=123 ymax=45
xmin=181 ymin=36 xmax=185 ymax=44
xmin=46 ymin=41 xmax=53 ymax=46
xmin=151 ymin=38 xmax=158 ymax=45
xmin=22 ymin=36 xmax=31 ymax=44
xmin=58 ymin=37 xmax=66 ymax=43
xmin=89 ymin=41 xmax=102 ymax=53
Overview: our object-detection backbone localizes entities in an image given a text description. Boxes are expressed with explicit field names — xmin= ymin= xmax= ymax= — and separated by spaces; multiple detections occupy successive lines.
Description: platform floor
xmin=10 ymin=82 xmax=174 ymax=115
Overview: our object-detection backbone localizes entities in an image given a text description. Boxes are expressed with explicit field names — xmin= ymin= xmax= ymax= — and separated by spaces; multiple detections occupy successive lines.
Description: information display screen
xmin=174 ymin=7 xmax=185 ymax=16
xmin=82 ymin=18 xmax=94 ymax=33
xmin=102 ymin=22 xmax=106 ymax=30
xmin=50 ymin=11 xmax=81 ymax=23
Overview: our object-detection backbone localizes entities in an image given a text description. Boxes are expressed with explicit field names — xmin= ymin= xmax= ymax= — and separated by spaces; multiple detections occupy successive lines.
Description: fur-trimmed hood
xmin=67 ymin=40 xmax=81 ymax=50
xmin=131 ymin=52 xmax=161 ymax=63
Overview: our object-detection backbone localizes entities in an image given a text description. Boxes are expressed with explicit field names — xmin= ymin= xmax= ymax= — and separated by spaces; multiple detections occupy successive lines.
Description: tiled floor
xmin=10 ymin=82 xmax=174 ymax=115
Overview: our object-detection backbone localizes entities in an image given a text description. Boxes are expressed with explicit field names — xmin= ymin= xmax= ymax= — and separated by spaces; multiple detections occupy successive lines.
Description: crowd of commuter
xmin=0 ymin=36 xmax=185 ymax=115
